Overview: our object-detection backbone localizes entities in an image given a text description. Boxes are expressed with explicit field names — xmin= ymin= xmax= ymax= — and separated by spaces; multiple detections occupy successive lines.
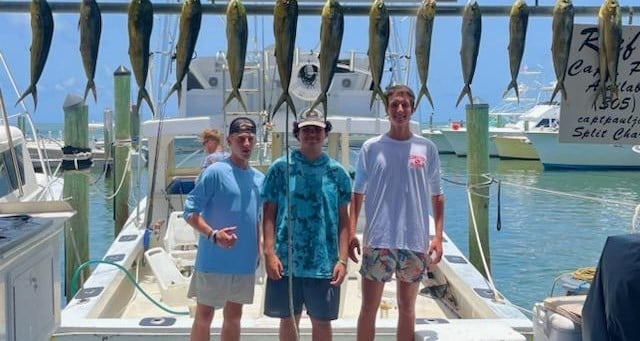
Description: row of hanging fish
xmin=14 ymin=0 xmax=623 ymax=115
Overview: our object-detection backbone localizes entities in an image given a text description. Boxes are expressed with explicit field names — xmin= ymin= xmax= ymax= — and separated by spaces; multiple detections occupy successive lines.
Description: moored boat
xmin=492 ymin=135 xmax=539 ymax=160
xmin=525 ymin=130 xmax=640 ymax=170
xmin=422 ymin=128 xmax=455 ymax=154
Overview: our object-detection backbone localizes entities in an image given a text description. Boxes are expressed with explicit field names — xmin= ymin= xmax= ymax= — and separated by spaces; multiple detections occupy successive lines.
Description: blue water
xmin=77 ymin=152 xmax=640 ymax=313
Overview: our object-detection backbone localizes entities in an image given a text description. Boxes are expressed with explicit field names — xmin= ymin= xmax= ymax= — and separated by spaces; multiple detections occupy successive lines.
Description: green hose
xmin=71 ymin=259 xmax=189 ymax=315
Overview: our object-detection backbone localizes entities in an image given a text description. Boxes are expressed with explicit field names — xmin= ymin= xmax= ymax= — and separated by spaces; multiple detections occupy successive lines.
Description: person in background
xmin=184 ymin=117 xmax=264 ymax=341
xmin=200 ymin=128 xmax=229 ymax=170
xmin=349 ymin=85 xmax=445 ymax=341
xmin=262 ymin=108 xmax=351 ymax=341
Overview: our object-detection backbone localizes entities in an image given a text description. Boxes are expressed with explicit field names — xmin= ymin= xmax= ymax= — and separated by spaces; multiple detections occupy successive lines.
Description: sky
xmin=0 ymin=0 xmax=606 ymax=125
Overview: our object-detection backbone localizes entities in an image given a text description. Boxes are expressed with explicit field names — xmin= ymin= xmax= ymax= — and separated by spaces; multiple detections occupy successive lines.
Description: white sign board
xmin=560 ymin=24 xmax=640 ymax=145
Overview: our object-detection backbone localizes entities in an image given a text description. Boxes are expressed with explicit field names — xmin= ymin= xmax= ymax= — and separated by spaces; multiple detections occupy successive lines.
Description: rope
xmin=466 ymin=189 xmax=503 ymax=303
xmin=106 ymin=151 xmax=132 ymax=200
xmin=447 ymin=175 xmax=640 ymax=232
xmin=571 ymin=267 xmax=596 ymax=282
xmin=499 ymin=180 xmax=639 ymax=208
xmin=61 ymin=145 xmax=93 ymax=171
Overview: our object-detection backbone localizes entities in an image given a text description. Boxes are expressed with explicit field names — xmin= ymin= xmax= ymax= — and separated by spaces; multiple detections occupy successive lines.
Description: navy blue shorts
xmin=263 ymin=276 xmax=340 ymax=321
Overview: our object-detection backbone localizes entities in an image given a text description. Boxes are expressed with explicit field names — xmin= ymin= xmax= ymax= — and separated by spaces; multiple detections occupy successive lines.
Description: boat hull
xmin=492 ymin=135 xmax=539 ymax=160
xmin=526 ymin=131 xmax=640 ymax=170
xmin=422 ymin=129 xmax=455 ymax=154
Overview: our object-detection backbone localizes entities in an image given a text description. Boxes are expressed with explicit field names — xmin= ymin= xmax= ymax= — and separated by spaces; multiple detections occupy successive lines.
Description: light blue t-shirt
xmin=353 ymin=134 xmax=443 ymax=253
xmin=184 ymin=158 xmax=264 ymax=274
xmin=262 ymin=151 xmax=352 ymax=279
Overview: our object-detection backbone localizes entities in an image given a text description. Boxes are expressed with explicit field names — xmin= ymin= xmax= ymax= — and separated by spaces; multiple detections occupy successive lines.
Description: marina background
xmin=54 ymin=119 xmax=638 ymax=314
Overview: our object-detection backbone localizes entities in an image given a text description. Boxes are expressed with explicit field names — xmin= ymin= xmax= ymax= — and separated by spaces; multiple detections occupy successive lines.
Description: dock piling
xmin=466 ymin=103 xmax=491 ymax=278
xmin=62 ymin=94 xmax=90 ymax=300
xmin=113 ymin=66 xmax=131 ymax=235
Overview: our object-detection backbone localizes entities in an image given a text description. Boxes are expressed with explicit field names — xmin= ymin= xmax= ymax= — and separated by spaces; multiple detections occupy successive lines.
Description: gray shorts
xmin=187 ymin=271 xmax=255 ymax=309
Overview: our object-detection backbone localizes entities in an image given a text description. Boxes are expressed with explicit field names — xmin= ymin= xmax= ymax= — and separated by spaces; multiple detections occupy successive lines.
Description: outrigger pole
xmin=0 ymin=1 xmax=636 ymax=17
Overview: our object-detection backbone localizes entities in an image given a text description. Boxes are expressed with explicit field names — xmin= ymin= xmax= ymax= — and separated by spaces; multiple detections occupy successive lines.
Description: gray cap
xmin=297 ymin=108 xmax=326 ymax=128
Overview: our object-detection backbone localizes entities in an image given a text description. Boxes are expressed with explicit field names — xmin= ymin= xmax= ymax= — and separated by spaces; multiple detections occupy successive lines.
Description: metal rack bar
xmin=0 ymin=1 xmax=633 ymax=17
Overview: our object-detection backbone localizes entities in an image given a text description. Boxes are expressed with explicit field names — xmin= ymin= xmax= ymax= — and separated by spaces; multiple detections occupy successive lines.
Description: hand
xmin=264 ymin=253 xmax=284 ymax=280
xmin=330 ymin=261 xmax=347 ymax=286
xmin=427 ymin=236 xmax=444 ymax=271
xmin=348 ymin=236 xmax=361 ymax=263
xmin=215 ymin=226 xmax=238 ymax=248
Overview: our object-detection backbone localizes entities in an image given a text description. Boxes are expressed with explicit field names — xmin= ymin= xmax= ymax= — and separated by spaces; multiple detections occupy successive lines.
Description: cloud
xmin=55 ymin=77 xmax=78 ymax=91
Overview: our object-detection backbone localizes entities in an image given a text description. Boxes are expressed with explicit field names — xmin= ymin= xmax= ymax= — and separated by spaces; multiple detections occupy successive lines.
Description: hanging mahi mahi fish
xmin=79 ymin=0 xmax=102 ymax=104
xmin=128 ymin=0 xmax=155 ymax=116
xmin=164 ymin=0 xmax=202 ymax=107
xmin=272 ymin=0 xmax=299 ymax=119
xmin=308 ymin=0 xmax=344 ymax=120
xmin=16 ymin=0 xmax=54 ymax=111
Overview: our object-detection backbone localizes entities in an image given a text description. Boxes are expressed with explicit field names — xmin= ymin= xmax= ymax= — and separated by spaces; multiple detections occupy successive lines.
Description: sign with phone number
xmin=560 ymin=24 xmax=640 ymax=145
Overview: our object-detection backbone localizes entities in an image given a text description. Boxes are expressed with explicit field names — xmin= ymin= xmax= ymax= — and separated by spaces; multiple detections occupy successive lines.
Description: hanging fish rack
xmin=0 ymin=1 xmax=637 ymax=17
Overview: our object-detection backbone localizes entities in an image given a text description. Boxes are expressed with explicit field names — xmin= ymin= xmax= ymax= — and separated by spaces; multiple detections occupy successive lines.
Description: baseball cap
xmin=228 ymin=117 xmax=257 ymax=135
xmin=297 ymin=108 xmax=326 ymax=128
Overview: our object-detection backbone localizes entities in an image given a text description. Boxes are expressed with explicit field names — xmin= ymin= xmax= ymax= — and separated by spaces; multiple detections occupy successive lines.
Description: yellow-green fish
xmin=368 ymin=0 xmax=389 ymax=110
xmin=309 ymin=0 xmax=344 ymax=118
xmin=224 ymin=0 xmax=248 ymax=113
xmin=503 ymin=0 xmax=528 ymax=104
xmin=16 ymin=0 xmax=54 ymax=110
xmin=128 ymin=0 xmax=155 ymax=116
xmin=79 ymin=0 xmax=102 ymax=103
xmin=595 ymin=0 xmax=622 ymax=106
xmin=415 ymin=0 xmax=436 ymax=110
xmin=164 ymin=0 xmax=202 ymax=107
xmin=456 ymin=1 xmax=482 ymax=107
xmin=272 ymin=0 xmax=298 ymax=118
xmin=549 ymin=0 xmax=574 ymax=104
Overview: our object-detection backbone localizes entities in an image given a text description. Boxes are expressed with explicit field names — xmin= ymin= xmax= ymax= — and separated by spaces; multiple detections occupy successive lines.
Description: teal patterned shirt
xmin=262 ymin=150 xmax=352 ymax=278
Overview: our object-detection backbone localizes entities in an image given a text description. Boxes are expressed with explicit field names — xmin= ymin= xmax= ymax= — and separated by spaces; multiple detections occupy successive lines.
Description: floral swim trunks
xmin=359 ymin=248 xmax=428 ymax=283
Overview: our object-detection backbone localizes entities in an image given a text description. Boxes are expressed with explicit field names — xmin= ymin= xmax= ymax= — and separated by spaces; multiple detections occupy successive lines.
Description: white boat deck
xmin=121 ymin=263 xmax=456 ymax=326
xmin=122 ymin=262 xmax=453 ymax=321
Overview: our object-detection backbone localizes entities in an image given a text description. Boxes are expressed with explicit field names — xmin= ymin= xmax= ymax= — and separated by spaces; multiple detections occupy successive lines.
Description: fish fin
xmin=309 ymin=93 xmax=327 ymax=116
xmin=286 ymin=95 xmax=297 ymax=119
xmin=321 ymin=96 xmax=328 ymax=120
xmin=549 ymin=81 xmax=566 ymax=105
xmin=271 ymin=94 xmax=286 ymax=118
xmin=369 ymin=86 xmax=386 ymax=110
xmin=416 ymin=84 xmax=434 ymax=110
xmin=502 ymin=79 xmax=519 ymax=105
xmin=84 ymin=80 xmax=97 ymax=103
xmin=271 ymin=93 xmax=297 ymax=119
xmin=16 ymin=85 xmax=36 ymax=110
xmin=224 ymin=89 xmax=249 ymax=114
xmin=163 ymin=82 xmax=178 ymax=105
xmin=138 ymin=87 xmax=155 ymax=117
xmin=455 ymin=85 xmax=471 ymax=108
